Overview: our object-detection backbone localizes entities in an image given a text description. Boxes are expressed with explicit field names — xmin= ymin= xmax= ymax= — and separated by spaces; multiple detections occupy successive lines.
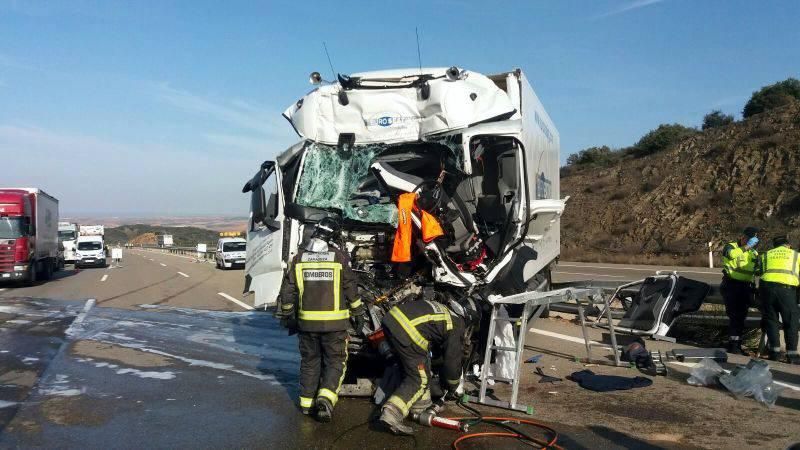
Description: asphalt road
xmin=0 ymin=248 xmax=253 ymax=312
xmin=2 ymin=254 xmax=798 ymax=449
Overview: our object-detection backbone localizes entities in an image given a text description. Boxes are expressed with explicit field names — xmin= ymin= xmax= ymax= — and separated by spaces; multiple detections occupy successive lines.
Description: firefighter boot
xmin=379 ymin=404 xmax=413 ymax=436
xmin=726 ymin=340 xmax=744 ymax=355
xmin=316 ymin=397 xmax=333 ymax=423
xmin=788 ymin=353 xmax=800 ymax=365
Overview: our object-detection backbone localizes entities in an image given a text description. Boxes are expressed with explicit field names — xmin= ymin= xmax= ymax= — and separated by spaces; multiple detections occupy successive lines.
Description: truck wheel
xmin=42 ymin=260 xmax=54 ymax=280
xmin=25 ymin=262 xmax=38 ymax=286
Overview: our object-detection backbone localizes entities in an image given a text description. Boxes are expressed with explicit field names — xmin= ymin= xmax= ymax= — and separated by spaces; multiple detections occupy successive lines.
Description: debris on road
xmin=568 ymin=369 xmax=653 ymax=392
xmin=687 ymin=357 xmax=725 ymax=386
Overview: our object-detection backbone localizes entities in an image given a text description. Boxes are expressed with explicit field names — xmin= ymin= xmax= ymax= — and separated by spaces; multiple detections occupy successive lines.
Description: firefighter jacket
xmin=280 ymin=246 xmax=363 ymax=332
xmin=722 ymin=242 xmax=757 ymax=282
xmin=758 ymin=245 xmax=800 ymax=287
xmin=382 ymin=300 xmax=465 ymax=389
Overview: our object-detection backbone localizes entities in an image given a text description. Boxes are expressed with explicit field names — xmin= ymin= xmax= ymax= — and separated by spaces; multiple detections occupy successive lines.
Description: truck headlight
xmin=14 ymin=265 xmax=26 ymax=271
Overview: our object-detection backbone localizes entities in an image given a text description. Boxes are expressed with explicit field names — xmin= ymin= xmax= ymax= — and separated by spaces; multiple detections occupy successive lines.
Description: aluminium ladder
xmin=464 ymin=287 xmax=602 ymax=414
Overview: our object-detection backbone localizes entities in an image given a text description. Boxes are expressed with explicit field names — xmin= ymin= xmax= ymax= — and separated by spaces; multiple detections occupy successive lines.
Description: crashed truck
xmin=243 ymin=67 xmax=563 ymax=389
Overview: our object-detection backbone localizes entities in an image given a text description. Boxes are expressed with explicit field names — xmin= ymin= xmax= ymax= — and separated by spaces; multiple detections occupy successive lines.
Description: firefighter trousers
xmin=298 ymin=330 xmax=349 ymax=409
xmin=721 ymin=277 xmax=754 ymax=341
xmin=385 ymin=331 xmax=432 ymax=418
xmin=760 ymin=283 xmax=799 ymax=354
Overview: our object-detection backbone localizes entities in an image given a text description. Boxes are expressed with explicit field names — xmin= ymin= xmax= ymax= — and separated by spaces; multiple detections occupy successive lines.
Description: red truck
xmin=0 ymin=188 xmax=60 ymax=284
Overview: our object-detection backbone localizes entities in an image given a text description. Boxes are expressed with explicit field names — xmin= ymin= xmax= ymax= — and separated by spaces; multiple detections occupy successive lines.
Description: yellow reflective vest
xmin=759 ymin=246 xmax=800 ymax=287
xmin=722 ymin=242 xmax=757 ymax=282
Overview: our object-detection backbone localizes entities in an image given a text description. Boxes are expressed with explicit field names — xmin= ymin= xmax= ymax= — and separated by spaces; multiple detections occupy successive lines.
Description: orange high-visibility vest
xmin=391 ymin=193 xmax=415 ymax=262
xmin=391 ymin=193 xmax=445 ymax=262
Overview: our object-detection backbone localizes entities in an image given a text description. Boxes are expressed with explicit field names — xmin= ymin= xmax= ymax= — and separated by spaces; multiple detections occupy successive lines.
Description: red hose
xmin=447 ymin=416 xmax=561 ymax=450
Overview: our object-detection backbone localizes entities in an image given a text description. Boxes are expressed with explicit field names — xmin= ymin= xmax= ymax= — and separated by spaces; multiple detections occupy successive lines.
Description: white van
xmin=243 ymin=67 xmax=562 ymax=311
xmin=75 ymin=236 xmax=107 ymax=268
xmin=215 ymin=237 xmax=247 ymax=270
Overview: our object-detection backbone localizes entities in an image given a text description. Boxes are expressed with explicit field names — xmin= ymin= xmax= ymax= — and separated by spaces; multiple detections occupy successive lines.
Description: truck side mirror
xmin=22 ymin=217 xmax=32 ymax=235
xmin=250 ymin=185 xmax=267 ymax=227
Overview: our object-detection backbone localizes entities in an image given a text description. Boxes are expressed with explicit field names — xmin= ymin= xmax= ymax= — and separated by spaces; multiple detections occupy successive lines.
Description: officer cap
xmin=742 ymin=227 xmax=759 ymax=238
xmin=773 ymin=235 xmax=789 ymax=247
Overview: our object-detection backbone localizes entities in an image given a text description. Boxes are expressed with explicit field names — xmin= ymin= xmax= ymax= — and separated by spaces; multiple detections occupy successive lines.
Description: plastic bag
xmin=719 ymin=359 xmax=784 ymax=407
xmin=687 ymin=357 xmax=725 ymax=386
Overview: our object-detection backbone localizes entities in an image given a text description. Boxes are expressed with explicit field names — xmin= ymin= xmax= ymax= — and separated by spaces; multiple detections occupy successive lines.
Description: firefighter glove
xmin=746 ymin=236 xmax=759 ymax=248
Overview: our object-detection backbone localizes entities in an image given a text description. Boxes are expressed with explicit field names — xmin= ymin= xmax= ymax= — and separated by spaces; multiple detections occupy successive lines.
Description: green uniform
xmin=757 ymin=245 xmax=800 ymax=356
xmin=721 ymin=242 xmax=757 ymax=346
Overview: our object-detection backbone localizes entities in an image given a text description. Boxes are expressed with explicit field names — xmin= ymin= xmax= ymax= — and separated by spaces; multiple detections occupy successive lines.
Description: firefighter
xmin=278 ymin=217 xmax=367 ymax=421
xmin=720 ymin=227 xmax=759 ymax=354
xmin=757 ymin=236 xmax=800 ymax=364
xmin=378 ymin=296 xmax=480 ymax=435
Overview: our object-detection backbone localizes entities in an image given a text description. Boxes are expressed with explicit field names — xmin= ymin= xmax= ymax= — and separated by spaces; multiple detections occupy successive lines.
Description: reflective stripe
xmin=405 ymin=366 xmax=429 ymax=416
xmin=317 ymin=388 xmax=338 ymax=406
xmin=334 ymin=336 xmax=349 ymax=398
xmin=389 ymin=307 xmax=429 ymax=350
xmin=387 ymin=395 xmax=407 ymax=415
xmin=299 ymin=396 xmax=314 ymax=408
xmin=446 ymin=378 xmax=460 ymax=387
xmin=295 ymin=261 xmax=346 ymax=321
xmin=349 ymin=298 xmax=363 ymax=309
xmin=298 ymin=310 xmax=350 ymax=321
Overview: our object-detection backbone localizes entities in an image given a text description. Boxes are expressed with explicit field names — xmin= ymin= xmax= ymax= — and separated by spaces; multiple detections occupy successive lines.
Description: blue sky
xmin=1 ymin=0 xmax=798 ymax=216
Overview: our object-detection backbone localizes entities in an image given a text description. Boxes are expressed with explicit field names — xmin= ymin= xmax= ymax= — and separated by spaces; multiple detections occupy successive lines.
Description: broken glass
xmin=295 ymin=143 xmax=398 ymax=225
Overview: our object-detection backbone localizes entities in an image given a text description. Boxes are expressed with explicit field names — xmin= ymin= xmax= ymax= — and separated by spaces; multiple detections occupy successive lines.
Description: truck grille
xmin=0 ymin=240 xmax=14 ymax=272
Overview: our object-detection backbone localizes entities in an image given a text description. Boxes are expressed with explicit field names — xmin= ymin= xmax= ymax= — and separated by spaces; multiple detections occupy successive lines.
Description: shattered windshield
xmin=295 ymin=143 xmax=398 ymax=225
xmin=294 ymin=141 xmax=465 ymax=226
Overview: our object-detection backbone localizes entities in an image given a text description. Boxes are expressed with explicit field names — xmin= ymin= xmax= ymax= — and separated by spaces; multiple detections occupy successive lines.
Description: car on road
xmin=75 ymin=236 xmax=108 ymax=268
xmin=215 ymin=237 xmax=246 ymax=270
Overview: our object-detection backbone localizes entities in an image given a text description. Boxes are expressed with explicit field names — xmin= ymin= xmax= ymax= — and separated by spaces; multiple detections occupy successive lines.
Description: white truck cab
xmin=215 ymin=237 xmax=247 ymax=270
xmin=75 ymin=236 xmax=107 ymax=268
xmin=243 ymin=67 xmax=562 ymax=309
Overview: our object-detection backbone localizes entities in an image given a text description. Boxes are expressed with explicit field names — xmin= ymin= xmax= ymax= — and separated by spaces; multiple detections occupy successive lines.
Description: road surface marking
xmin=177 ymin=272 xmax=189 ymax=278
xmin=531 ymin=327 xmax=800 ymax=392
xmin=553 ymin=271 xmax=626 ymax=278
xmin=101 ymin=274 xmax=109 ymax=282
xmin=160 ymin=263 xmax=167 ymax=267
xmin=558 ymin=263 xmax=718 ymax=275
xmin=66 ymin=299 xmax=96 ymax=337
xmin=218 ymin=292 xmax=253 ymax=311
xmin=149 ymin=259 xmax=154 ymax=261
xmin=0 ymin=288 xmax=5 ymax=292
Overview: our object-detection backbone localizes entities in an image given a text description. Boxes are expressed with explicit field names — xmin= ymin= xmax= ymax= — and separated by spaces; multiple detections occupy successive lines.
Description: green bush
xmin=743 ymin=78 xmax=800 ymax=118
xmin=566 ymin=145 xmax=619 ymax=167
xmin=628 ymin=124 xmax=697 ymax=157
xmin=702 ymin=110 xmax=734 ymax=130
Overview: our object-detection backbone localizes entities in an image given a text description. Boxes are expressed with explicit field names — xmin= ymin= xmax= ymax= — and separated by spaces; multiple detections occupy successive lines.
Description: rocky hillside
xmin=561 ymin=101 xmax=800 ymax=264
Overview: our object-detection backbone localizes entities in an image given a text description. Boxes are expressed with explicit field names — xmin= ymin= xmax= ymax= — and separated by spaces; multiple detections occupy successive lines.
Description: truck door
xmin=243 ymin=161 xmax=284 ymax=308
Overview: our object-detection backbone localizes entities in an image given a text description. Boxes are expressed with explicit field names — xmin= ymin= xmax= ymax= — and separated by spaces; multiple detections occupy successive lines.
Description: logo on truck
xmin=366 ymin=112 xmax=421 ymax=129
xmin=536 ymin=172 xmax=552 ymax=200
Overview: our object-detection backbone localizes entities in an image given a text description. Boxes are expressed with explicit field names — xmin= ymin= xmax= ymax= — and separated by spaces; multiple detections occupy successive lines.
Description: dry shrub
xmin=608 ymin=191 xmax=626 ymax=201
xmin=749 ymin=125 xmax=772 ymax=139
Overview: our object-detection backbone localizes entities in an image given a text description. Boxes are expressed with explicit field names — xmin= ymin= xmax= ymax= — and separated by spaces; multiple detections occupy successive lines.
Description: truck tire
xmin=24 ymin=261 xmax=38 ymax=286
xmin=42 ymin=259 xmax=54 ymax=280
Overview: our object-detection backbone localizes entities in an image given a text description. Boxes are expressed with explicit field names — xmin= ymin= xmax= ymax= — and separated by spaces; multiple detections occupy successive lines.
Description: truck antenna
xmin=323 ymin=42 xmax=336 ymax=80
xmin=415 ymin=27 xmax=423 ymax=74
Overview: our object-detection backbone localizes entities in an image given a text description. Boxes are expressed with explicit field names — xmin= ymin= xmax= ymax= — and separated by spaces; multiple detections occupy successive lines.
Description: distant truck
xmin=156 ymin=234 xmax=174 ymax=247
xmin=0 ymin=188 xmax=60 ymax=284
xmin=76 ymin=224 xmax=107 ymax=268
xmin=58 ymin=221 xmax=79 ymax=264
xmin=215 ymin=237 xmax=247 ymax=270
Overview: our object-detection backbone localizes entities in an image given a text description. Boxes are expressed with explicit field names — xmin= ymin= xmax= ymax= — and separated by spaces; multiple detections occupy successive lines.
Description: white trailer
xmin=58 ymin=221 xmax=79 ymax=263
xmin=156 ymin=234 xmax=173 ymax=247
xmin=79 ymin=225 xmax=104 ymax=237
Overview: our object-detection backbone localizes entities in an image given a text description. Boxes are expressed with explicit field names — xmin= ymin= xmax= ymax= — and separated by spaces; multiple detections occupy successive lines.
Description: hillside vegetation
xmin=561 ymin=93 xmax=800 ymax=266
xmin=105 ymin=224 xmax=223 ymax=247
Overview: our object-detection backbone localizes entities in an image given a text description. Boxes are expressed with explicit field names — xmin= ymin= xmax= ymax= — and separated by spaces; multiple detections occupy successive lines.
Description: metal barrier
xmin=137 ymin=245 xmax=217 ymax=262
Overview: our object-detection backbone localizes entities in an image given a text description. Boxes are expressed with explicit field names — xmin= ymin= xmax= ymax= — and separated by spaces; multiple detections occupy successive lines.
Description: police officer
xmin=721 ymin=227 xmax=759 ymax=354
xmin=757 ymin=236 xmax=800 ymax=364
xmin=378 ymin=296 xmax=479 ymax=435
xmin=278 ymin=217 xmax=367 ymax=421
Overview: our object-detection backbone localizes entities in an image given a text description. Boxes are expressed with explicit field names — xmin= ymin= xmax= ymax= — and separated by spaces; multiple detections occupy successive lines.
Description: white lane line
xmin=160 ymin=263 xmax=167 ymax=267
xmin=66 ymin=299 xmax=96 ymax=337
xmin=0 ymin=288 xmax=6 ymax=292
xmin=559 ymin=263 xmax=718 ymax=275
xmin=218 ymin=292 xmax=253 ymax=311
xmin=177 ymin=272 xmax=189 ymax=278
xmin=553 ymin=271 xmax=626 ymax=278
xmin=530 ymin=327 xmax=800 ymax=392
xmin=149 ymin=259 xmax=154 ymax=261
xmin=101 ymin=274 xmax=109 ymax=282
